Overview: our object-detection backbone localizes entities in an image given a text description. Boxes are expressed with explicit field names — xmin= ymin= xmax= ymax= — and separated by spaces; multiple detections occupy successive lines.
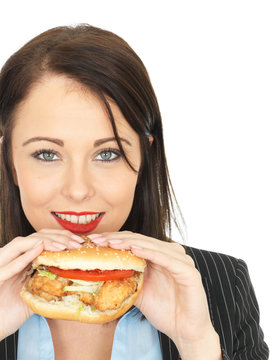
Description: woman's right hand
xmin=0 ymin=229 xmax=85 ymax=340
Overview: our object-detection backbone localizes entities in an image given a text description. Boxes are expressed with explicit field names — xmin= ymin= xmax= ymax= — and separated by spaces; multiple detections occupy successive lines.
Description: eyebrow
xmin=22 ymin=137 xmax=64 ymax=147
xmin=22 ymin=136 xmax=132 ymax=147
xmin=94 ymin=137 xmax=132 ymax=147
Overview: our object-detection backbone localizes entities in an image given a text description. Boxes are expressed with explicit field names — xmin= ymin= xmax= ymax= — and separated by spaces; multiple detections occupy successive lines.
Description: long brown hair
xmin=0 ymin=24 xmax=186 ymax=246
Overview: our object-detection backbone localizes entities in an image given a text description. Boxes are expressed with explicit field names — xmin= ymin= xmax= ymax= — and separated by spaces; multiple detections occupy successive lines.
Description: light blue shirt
xmin=17 ymin=307 xmax=163 ymax=360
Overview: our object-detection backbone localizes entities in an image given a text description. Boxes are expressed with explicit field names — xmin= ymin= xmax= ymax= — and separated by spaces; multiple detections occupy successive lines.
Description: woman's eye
xmin=32 ymin=150 xmax=59 ymax=162
xmin=41 ymin=152 xmax=57 ymax=161
xmin=96 ymin=150 xmax=120 ymax=162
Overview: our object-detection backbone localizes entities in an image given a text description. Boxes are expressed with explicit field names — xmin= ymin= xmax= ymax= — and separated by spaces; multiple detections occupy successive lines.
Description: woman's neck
xmin=46 ymin=318 xmax=119 ymax=360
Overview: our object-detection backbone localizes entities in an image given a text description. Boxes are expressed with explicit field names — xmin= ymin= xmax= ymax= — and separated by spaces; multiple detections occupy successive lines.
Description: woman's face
xmin=11 ymin=75 xmax=141 ymax=235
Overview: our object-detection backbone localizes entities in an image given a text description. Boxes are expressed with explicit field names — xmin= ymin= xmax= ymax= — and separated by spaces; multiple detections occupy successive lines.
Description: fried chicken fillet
xmin=28 ymin=271 xmax=140 ymax=311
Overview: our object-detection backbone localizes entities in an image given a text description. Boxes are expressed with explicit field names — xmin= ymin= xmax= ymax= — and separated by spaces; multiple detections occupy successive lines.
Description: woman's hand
xmin=0 ymin=229 xmax=84 ymax=340
xmin=89 ymin=231 xmax=222 ymax=359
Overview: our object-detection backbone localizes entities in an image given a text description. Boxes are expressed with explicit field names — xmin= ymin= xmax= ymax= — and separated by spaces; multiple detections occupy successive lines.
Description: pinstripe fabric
xmin=0 ymin=331 xmax=18 ymax=360
xmin=1 ymin=247 xmax=268 ymax=359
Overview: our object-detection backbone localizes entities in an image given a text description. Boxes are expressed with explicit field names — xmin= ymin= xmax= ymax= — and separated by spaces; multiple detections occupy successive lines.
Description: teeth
xmin=55 ymin=213 xmax=100 ymax=224
xmin=78 ymin=215 xmax=86 ymax=224
xmin=70 ymin=215 xmax=78 ymax=223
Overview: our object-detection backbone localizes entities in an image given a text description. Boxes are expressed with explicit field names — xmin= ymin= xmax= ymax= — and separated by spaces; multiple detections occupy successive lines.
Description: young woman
xmin=0 ymin=24 xmax=268 ymax=360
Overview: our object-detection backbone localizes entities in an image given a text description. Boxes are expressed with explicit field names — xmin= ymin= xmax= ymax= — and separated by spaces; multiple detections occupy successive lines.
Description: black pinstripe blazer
xmin=1 ymin=246 xmax=269 ymax=360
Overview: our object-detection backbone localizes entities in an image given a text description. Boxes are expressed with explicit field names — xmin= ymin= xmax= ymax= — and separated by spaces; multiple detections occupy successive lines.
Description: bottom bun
xmin=20 ymin=273 xmax=143 ymax=324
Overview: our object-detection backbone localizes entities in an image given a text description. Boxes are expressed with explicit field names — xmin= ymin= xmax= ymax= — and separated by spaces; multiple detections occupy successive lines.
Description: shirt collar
xmin=18 ymin=307 xmax=162 ymax=360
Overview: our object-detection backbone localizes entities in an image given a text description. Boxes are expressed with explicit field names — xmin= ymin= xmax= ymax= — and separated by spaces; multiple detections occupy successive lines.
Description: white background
xmin=1 ymin=0 xmax=269 ymax=347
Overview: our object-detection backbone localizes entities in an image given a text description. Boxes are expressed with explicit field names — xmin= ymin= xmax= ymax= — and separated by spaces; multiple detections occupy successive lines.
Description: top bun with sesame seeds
xmin=32 ymin=235 xmax=146 ymax=272
xmin=20 ymin=236 xmax=146 ymax=324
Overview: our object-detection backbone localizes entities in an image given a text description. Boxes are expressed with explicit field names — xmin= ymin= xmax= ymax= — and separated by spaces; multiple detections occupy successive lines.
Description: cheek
xmin=15 ymin=165 xmax=57 ymax=209
xmin=99 ymin=168 xmax=138 ymax=216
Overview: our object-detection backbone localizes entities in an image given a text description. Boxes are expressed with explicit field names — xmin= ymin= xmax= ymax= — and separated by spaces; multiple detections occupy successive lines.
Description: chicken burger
xmin=20 ymin=236 xmax=146 ymax=324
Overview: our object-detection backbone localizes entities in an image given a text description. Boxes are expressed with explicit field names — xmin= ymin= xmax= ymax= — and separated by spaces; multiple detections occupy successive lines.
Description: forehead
xmin=12 ymin=75 xmax=135 ymax=140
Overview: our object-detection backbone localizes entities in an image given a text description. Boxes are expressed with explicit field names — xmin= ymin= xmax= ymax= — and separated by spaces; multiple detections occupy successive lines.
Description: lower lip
xmin=52 ymin=213 xmax=104 ymax=234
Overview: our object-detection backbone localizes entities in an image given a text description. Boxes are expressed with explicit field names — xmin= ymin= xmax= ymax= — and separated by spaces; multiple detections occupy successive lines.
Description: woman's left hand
xmin=89 ymin=231 xmax=221 ymax=357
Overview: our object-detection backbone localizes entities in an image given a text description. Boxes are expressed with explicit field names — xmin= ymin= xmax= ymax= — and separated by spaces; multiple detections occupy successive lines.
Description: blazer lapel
xmin=158 ymin=330 xmax=180 ymax=360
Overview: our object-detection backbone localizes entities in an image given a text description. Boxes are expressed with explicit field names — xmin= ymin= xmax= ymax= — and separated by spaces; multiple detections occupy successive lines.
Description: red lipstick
xmin=51 ymin=211 xmax=104 ymax=234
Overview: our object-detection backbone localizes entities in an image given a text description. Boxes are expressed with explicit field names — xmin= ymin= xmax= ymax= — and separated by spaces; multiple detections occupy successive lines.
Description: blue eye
xmin=96 ymin=149 xmax=120 ymax=162
xmin=32 ymin=149 xmax=59 ymax=162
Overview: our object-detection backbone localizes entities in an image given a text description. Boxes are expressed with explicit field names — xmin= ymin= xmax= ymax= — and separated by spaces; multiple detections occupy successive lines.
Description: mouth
xmin=51 ymin=211 xmax=105 ymax=234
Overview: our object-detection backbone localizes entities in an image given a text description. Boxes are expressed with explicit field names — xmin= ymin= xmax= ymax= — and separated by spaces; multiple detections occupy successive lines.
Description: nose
xmin=61 ymin=160 xmax=95 ymax=202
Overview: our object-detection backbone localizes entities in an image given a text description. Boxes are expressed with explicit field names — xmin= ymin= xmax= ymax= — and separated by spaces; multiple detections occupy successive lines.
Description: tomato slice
xmin=48 ymin=266 xmax=134 ymax=281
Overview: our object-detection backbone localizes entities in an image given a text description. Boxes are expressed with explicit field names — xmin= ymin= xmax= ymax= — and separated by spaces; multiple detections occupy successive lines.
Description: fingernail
xmin=52 ymin=242 xmax=67 ymax=250
xmin=88 ymin=234 xmax=103 ymax=240
xmin=131 ymin=245 xmax=143 ymax=250
xmin=70 ymin=235 xmax=85 ymax=243
xmin=91 ymin=237 xmax=107 ymax=243
xmin=69 ymin=240 xmax=83 ymax=248
xmin=109 ymin=240 xmax=123 ymax=244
